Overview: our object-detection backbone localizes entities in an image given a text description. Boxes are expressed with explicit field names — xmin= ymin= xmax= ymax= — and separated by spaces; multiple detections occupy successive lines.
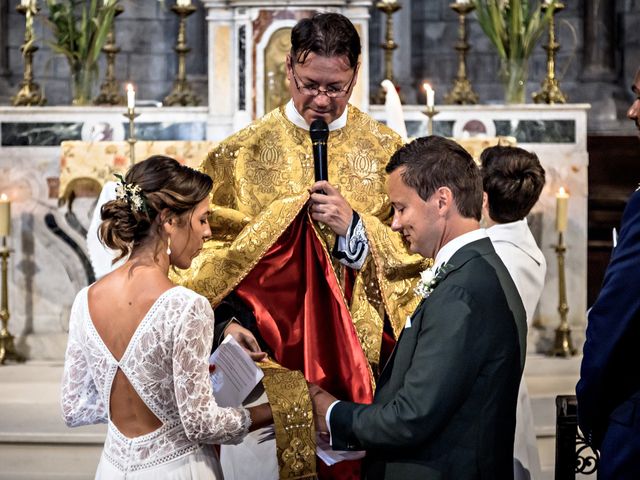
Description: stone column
xmin=582 ymin=0 xmax=616 ymax=81
xmin=0 ymin=0 xmax=11 ymax=103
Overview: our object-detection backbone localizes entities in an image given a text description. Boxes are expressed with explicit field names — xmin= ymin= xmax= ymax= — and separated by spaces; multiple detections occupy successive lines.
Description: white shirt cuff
xmin=326 ymin=400 xmax=340 ymax=446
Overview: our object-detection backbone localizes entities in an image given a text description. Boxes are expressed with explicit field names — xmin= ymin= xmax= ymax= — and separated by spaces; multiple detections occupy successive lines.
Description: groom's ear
xmin=435 ymin=186 xmax=454 ymax=216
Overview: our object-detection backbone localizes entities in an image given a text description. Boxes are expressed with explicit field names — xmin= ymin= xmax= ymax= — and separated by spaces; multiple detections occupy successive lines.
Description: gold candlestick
xmin=123 ymin=108 xmax=140 ymax=164
xmin=444 ymin=2 xmax=478 ymax=105
xmin=0 ymin=236 xmax=24 ymax=365
xmin=549 ymin=231 xmax=576 ymax=357
xmin=423 ymin=106 xmax=439 ymax=136
xmin=94 ymin=4 xmax=125 ymax=106
xmin=164 ymin=4 xmax=199 ymax=106
xmin=372 ymin=0 xmax=402 ymax=104
xmin=533 ymin=2 xmax=567 ymax=104
xmin=11 ymin=3 xmax=46 ymax=107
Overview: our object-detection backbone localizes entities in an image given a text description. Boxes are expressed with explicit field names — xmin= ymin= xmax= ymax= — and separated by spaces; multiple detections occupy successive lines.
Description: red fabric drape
xmin=235 ymin=210 xmax=373 ymax=404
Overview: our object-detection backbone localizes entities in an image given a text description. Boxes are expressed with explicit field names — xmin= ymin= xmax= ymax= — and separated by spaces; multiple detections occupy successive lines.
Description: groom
xmin=310 ymin=136 xmax=527 ymax=479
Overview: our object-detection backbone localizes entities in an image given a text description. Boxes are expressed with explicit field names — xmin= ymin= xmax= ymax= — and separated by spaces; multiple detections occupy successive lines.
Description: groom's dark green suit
xmin=329 ymin=237 xmax=526 ymax=479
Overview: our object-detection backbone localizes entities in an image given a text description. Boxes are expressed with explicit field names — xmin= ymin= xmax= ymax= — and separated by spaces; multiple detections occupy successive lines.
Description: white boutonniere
xmin=414 ymin=264 xmax=448 ymax=299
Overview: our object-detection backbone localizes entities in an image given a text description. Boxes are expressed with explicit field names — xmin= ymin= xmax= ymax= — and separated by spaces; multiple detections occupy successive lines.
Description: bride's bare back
xmin=88 ymin=264 xmax=174 ymax=438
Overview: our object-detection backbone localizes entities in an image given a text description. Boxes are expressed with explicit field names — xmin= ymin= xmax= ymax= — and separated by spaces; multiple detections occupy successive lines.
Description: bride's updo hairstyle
xmin=99 ymin=155 xmax=213 ymax=262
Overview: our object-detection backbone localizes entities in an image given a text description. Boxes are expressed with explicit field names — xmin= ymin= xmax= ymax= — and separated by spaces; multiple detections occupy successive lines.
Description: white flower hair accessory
xmin=414 ymin=264 xmax=448 ymax=299
xmin=114 ymin=173 xmax=148 ymax=214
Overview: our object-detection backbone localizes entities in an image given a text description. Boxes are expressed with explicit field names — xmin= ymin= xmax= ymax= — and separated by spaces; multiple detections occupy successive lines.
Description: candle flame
xmin=127 ymin=83 xmax=134 ymax=92
xmin=0 ymin=193 xmax=6 ymax=201
xmin=558 ymin=186 xmax=569 ymax=196
xmin=423 ymin=82 xmax=431 ymax=92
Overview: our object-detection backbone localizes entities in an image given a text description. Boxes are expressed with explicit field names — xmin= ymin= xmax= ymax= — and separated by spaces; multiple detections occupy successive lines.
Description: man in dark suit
xmin=576 ymin=67 xmax=640 ymax=479
xmin=310 ymin=135 xmax=527 ymax=479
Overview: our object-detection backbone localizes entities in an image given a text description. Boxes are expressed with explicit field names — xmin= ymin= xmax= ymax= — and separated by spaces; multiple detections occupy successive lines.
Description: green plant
xmin=474 ymin=0 xmax=553 ymax=60
xmin=474 ymin=0 xmax=555 ymax=102
xmin=44 ymin=0 xmax=119 ymax=104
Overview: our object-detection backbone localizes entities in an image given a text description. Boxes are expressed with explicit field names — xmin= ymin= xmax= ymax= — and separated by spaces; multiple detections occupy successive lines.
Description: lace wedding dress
xmin=61 ymin=286 xmax=251 ymax=479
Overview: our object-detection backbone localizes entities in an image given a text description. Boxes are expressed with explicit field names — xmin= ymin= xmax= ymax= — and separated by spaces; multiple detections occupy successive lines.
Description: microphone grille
xmin=309 ymin=119 xmax=329 ymax=141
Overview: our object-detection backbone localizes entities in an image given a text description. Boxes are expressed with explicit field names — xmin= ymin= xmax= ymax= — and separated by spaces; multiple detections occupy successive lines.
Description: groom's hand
xmin=223 ymin=322 xmax=267 ymax=361
xmin=308 ymin=383 xmax=337 ymax=433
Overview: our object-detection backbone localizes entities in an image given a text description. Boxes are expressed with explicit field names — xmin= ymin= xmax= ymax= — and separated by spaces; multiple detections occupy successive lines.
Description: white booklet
xmin=209 ymin=335 xmax=264 ymax=408
xmin=316 ymin=433 xmax=365 ymax=466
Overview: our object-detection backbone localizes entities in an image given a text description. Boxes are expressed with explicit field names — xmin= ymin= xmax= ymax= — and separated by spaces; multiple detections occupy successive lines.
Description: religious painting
xmin=264 ymin=27 xmax=292 ymax=113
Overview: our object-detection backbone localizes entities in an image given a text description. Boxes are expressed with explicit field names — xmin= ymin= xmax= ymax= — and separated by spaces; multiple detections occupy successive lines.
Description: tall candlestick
xmin=0 ymin=194 xmax=10 ymax=238
xmin=424 ymin=83 xmax=435 ymax=108
xmin=126 ymin=83 xmax=135 ymax=110
xmin=556 ymin=186 xmax=569 ymax=232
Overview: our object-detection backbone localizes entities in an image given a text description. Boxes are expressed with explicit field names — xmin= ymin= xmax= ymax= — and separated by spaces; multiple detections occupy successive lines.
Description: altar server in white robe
xmin=481 ymin=145 xmax=547 ymax=480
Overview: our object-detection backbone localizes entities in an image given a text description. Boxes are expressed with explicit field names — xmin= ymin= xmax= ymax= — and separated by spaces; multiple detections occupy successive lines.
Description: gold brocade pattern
xmin=58 ymin=140 xmax=213 ymax=202
xmin=360 ymin=213 xmax=431 ymax=339
xmin=261 ymin=361 xmax=317 ymax=480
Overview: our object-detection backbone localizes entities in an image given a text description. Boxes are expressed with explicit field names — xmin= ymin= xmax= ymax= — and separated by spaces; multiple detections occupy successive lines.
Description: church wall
xmin=2 ymin=1 xmax=640 ymax=118
xmin=3 ymin=0 xmax=208 ymax=106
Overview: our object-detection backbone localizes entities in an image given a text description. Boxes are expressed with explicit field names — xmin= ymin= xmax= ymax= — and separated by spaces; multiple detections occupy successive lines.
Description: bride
xmin=61 ymin=155 xmax=272 ymax=479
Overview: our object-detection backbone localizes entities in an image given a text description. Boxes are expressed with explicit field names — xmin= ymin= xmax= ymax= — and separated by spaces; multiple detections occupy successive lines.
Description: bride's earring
xmin=166 ymin=237 xmax=172 ymax=256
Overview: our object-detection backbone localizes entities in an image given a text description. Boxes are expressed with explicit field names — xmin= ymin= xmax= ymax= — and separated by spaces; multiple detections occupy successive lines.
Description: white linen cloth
xmin=487 ymin=219 xmax=546 ymax=480
xmin=86 ymin=181 xmax=122 ymax=279
xmin=61 ymin=286 xmax=251 ymax=478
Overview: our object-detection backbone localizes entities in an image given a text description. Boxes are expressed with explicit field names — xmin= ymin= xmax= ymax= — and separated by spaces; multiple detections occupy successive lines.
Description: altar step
xmin=0 ymin=361 xmax=105 ymax=480
xmin=0 ymin=357 xmax=586 ymax=479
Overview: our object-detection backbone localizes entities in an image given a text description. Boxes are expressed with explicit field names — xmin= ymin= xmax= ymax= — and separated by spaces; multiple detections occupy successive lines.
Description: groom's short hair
xmin=386 ymin=135 xmax=483 ymax=220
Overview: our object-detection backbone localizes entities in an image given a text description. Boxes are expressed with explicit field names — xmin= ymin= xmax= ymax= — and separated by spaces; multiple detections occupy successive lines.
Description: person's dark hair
xmin=386 ymin=136 xmax=483 ymax=220
xmin=290 ymin=13 xmax=361 ymax=68
xmin=99 ymin=155 xmax=213 ymax=263
xmin=480 ymin=145 xmax=546 ymax=223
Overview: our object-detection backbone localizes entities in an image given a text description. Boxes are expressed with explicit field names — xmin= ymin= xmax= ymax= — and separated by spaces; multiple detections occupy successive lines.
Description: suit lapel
xmin=375 ymin=238 xmax=493 ymax=392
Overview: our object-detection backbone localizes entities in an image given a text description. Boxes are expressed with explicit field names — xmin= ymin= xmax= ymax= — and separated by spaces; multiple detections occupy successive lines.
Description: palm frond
xmin=473 ymin=0 xmax=550 ymax=62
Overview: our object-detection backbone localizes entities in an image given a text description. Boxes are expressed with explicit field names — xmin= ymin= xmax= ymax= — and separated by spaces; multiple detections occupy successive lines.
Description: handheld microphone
xmin=310 ymin=119 xmax=329 ymax=183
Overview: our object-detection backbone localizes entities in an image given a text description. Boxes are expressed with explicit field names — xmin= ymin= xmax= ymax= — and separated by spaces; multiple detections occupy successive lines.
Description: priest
xmin=178 ymin=12 xmax=425 ymax=480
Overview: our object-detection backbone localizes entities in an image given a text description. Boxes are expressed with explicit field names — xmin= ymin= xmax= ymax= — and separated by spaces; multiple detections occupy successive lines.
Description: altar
xmin=0 ymin=99 xmax=589 ymax=359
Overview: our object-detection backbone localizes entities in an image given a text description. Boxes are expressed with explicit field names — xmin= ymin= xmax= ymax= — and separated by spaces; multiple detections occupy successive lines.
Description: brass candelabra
xmin=373 ymin=0 xmax=402 ymax=105
xmin=444 ymin=2 xmax=478 ymax=105
xmin=423 ymin=106 xmax=439 ymax=136
xmin=549 ymin=232 xmax=576 ymax=357
xmin=94 ymin=4 xmax=125 ymax=106
xmin=533 ymin=2 xmax=567 ymax=104
xmin=11 ymin=3 xmax=45 ymax=107
xmin=0 ymin=238 xmax=23 ymax=365
xmin=123 ymin=108 xmax=140 ymax=164
xmin=164 ymin=4 xmax=199 ymax=106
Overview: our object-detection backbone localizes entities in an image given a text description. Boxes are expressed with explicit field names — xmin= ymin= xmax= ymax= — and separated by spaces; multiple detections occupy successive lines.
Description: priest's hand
xmin=308 ymin=382 xmax=337 ymax=433
xmin=223 ymin=322 xmax=267 ymax=361
xmin=309 ymin=181 xmax=353 ymax=237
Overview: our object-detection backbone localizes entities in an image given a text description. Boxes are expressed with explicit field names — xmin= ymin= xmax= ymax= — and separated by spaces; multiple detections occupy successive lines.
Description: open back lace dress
xmin=61 ymin=286 xmax=251 ymax=479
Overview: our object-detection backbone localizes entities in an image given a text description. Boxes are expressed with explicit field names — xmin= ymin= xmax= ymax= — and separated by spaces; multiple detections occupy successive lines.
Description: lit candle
xmin=126 ymin=84 xmax=135 ymax=110
xmin=423 ymin=83 xmax=435 ymax=108
xmin=556 ymin=187 xmax=569 ymax=233
xmin=0 ymin=194 xmax=10 ymax=237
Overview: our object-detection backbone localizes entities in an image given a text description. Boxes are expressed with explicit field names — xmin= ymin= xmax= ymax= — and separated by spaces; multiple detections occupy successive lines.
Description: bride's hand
xmin=223 ymin=322 xmax=267 ymax=361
